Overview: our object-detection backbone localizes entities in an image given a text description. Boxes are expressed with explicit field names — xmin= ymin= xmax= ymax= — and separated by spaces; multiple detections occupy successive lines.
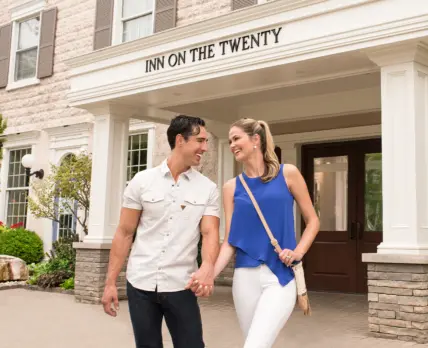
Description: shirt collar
xmin=160 ymin=159 xmax=195 ymax=181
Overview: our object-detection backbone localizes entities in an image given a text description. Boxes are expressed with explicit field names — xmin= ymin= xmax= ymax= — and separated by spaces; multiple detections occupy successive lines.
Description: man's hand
xmin=101 ymin=284 xmax=119 ymax=316
xmin=185 ymin=262 xmax=215 ymax=297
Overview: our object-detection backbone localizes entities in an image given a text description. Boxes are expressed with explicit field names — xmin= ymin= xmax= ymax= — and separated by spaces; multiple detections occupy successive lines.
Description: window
xmin=127 ymin=133 xmax=148 ymax=181
xmin=121 ymin=0 xmax=154 ymax=43
xmin=54 ymin=154 xmax=77 ymax=240
xmin=14 ymin=16 xmax=40 ymax=81
xmin=6 ymin=148 xmax=31 ymax=226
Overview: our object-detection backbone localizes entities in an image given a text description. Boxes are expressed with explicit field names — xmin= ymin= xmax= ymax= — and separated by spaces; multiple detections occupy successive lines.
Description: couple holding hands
xmin=101 ymin=115 xmax=319 ymax=348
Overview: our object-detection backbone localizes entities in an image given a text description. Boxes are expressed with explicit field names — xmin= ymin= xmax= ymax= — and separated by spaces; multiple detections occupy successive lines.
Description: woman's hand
xmin=278 ymin=249 xmax=304 ymax=267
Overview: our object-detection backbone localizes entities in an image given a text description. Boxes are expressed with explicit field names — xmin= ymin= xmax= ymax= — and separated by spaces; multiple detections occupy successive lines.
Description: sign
xmin=145 ymin=27 xmax=283 ymax=73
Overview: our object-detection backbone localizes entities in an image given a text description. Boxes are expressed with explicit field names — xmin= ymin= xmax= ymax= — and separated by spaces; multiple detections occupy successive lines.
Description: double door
xmin=302 ymin=139 xmax=382 ymax=293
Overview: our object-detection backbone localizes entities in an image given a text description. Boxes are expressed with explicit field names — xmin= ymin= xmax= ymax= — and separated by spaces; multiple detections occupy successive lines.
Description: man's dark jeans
xmin=127 ymin=281 xmax=205 ymax=348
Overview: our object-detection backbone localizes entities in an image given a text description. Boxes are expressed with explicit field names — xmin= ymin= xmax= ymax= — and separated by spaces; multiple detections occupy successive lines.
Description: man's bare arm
xmin=200 ymin=215 xmax=220 ymax=267
xmin=102 ymin=207 xmax=141 ymax=316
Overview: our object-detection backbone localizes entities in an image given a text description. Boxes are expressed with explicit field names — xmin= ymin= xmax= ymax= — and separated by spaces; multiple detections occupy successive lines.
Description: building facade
xmin=1 ymin=0 xmax=428 ymax=343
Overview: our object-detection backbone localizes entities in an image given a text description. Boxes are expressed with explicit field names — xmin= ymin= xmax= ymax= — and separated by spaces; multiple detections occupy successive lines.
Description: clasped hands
xmin=185 ymin=262 xmax=215 ymax=297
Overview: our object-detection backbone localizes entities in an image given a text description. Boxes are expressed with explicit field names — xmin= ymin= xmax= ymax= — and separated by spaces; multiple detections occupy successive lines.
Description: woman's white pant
xmin=232 ymin=265 xmax=296 ymax=348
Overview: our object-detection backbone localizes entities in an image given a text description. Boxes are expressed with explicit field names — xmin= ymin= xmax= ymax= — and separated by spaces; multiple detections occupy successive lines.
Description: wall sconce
xmin=21 ymin=154 xmax=44 ymax=179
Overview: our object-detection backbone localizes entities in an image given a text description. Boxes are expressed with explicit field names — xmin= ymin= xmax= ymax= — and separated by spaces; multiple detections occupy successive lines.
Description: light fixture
xmin=21 ymin=154 xmax=44 ymax=179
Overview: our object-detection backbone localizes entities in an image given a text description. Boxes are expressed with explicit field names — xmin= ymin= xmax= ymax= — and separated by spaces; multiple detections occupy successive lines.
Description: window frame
xmin=4 ymin=147 xmax=32 ymax=227
xmin=52 ymin=153 xmax=79 ymax=241
xmin=6 ymin=0 xmax=44 ymax=91
xmin=112 ymin=0 xmax=156 ymax=45
xmin=0 ymin=131 xmax=40 ymax=229
xmin=126 ymin=122 xmax=155 ymax=182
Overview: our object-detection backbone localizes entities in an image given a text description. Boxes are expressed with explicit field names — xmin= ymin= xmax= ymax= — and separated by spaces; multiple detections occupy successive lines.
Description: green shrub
xmin=36 ymin=270 xmax=72 ymax=288
xmin=60 ymin=277 xmax=74 ymax=290
xmin=27 ymin=235 xmax=77 ymax=288
xmin=48 ymin=234 xmax=78 ymax=271
xmin=0 ymin=228 xmax=44 ymax=264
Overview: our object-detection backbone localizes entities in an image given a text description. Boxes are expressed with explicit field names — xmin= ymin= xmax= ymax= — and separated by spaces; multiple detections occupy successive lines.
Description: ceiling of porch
xmin=112 ymin=50 xmax=381 ymax=126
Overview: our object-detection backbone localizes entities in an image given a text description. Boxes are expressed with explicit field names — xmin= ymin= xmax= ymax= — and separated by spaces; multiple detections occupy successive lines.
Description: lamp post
xmin=21 ymin=154 xmax=44 ymax=179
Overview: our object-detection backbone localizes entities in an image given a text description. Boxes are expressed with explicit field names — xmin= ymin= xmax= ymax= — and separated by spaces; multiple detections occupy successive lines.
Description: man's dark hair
xmin=167 ymin=115 xmax=206 ymax=150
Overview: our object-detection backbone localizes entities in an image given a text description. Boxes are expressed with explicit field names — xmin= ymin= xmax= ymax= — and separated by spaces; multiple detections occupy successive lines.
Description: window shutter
xmin=232 ymin=0 xmax=257 ymax=10
xmin=154 ymin=0 xmax=177 ymax=33
xmin=0 ymin=24 xmax=12 ymax=88
xmin=37 ymin=7 xmax=57 ymax=79
xmin=94 ymin=0 xmax=114 ymax=50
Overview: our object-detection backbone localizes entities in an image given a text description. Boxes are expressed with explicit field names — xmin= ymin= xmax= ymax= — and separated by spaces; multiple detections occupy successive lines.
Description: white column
xmin=368 ymin=42 xmax=428 ymax=255
xmin=217 ymin=139 xmax=235 ymax=240
xmin=84 ymin=105 xmax=129 ymax=244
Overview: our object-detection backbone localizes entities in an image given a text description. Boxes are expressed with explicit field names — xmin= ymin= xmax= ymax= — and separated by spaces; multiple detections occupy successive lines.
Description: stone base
xmin=363 ymin=254 xmax=428 ymax=344
xmin=73 ymin=243 xmax=128 ymax=304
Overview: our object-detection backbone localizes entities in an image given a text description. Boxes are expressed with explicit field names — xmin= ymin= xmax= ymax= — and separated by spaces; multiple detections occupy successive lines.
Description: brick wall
xmin=367 ymin=263 xmax=428 ymax=344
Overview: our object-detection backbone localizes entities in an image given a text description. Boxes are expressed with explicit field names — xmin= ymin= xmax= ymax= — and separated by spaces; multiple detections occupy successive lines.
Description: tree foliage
xmin=28 ymin=153 xmax=92 ymax=235
xmin=0 ymin=113 xmax=7 ymax=160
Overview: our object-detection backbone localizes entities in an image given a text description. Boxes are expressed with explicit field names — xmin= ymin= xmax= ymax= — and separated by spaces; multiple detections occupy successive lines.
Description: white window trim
xmin=0 ymin=131 xmax=40 ymax=224
xmin=4 ymin=148 xmax=32 ymax=227
xmin=112 ymin=0 xmax=156 ymax=45
xmin=128 ymin=122 xmax=155 ymax=170
xmin=6 ymin=0 xmax=44 ymax=90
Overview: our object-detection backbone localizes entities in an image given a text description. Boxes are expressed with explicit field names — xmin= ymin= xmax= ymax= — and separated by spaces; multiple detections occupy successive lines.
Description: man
xmin=101 ymin=115 xmax=220 ymax=348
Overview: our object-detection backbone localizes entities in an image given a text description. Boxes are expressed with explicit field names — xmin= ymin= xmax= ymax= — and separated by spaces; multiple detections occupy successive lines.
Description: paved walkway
xmin=1 ymin=287 xmax=424 ymax=347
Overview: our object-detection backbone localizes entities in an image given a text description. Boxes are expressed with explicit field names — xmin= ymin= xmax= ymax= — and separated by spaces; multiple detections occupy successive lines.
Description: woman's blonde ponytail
xmin=258 ymin=120 xmax=280 ymax=182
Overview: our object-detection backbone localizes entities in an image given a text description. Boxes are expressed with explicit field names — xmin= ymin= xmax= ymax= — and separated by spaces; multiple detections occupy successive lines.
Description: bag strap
xmin=238 ymin=174 xmax=283 ymax=254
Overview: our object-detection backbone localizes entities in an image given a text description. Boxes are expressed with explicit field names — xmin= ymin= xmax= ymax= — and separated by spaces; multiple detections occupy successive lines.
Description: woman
xmin=214 ymin=118 xmax=319 ymax=347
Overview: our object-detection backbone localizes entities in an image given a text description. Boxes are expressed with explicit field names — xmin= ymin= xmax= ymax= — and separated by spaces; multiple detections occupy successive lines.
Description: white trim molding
xmin=67 ymin=0 xmax=428 ymax=109
xmin=45 ymin=123 xmax=93 ymax=154
xmin=2 ymin=130 xmax=41 ymax=149
xmin=10 ymin=0 xmax=45 ymax=21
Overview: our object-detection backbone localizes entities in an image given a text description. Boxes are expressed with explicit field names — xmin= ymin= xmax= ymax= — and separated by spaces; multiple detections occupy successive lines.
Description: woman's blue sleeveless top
xmin=228 ymin=165 xmax=296 ymax=286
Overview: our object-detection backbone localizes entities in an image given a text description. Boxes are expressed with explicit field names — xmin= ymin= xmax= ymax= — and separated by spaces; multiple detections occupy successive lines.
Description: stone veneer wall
xmin=366 ymin=262 xmax=428 ymax=344
xmin=0 ymin=0 xmax=96 ymax=134
xmin=74 ymin=247 xmax=128 ymax=304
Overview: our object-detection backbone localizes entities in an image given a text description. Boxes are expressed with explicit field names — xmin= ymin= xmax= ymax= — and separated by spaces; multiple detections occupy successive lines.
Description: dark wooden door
xmin=301 ymin=139 xmax=382 ymax=293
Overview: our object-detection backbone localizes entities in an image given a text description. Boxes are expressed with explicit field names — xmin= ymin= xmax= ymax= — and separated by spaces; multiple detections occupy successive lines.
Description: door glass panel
xmin=365 ymin=153 xmax=382 ymax=231
xmin=314 ymin=156 xmax=348 ymax=231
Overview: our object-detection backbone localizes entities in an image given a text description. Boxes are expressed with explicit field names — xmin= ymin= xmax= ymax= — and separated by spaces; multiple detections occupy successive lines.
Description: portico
xmin=67 ymin=0 xmax=428 ymax=342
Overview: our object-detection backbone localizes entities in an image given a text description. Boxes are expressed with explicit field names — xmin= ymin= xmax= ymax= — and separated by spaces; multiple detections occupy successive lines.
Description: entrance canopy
xmin=67 ymin=0 xmax=428 ymax=135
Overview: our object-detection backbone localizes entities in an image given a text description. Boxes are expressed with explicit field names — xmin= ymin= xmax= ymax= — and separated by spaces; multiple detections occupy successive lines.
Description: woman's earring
xmin=253 ymin=145 xmax=257 ymax=149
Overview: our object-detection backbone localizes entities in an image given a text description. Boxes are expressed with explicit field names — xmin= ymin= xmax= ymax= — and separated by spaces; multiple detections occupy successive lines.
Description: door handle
xmin=349 ymin=222 xmax=356 ymax=240
xmin=357 ymin=222 xmax=363 ymax=240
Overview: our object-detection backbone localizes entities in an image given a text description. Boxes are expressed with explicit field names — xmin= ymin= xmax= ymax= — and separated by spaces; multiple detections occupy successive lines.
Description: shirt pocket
xmin=183 ymin=194 xmax=207 ymax=222
xmin=141 ymin=191 xmax=166 ymax=221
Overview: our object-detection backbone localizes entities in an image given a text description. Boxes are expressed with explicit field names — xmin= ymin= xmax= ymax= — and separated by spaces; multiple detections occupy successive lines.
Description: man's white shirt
xmin=123 ymin=159 xmax=220 ymax=292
